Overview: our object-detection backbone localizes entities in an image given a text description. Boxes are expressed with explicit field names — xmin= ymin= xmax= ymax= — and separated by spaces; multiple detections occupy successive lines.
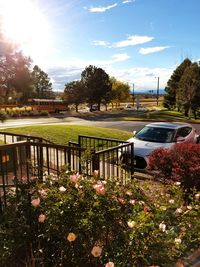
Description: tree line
xmin=0 ymin=31 xmax=130 ymax=109
xmin=164 ymin=58 xmax=200 ymax=119
xmin=63 ymin=65 xmax=130 ymax=111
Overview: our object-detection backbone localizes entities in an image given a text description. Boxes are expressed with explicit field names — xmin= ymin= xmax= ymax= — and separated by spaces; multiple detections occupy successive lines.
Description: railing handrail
xmin=0 ymin=140 xmax=30 ymax=150
xmin=0 ymin=131 xmax=54 ymax=144
xmin=95 ymin=142 xmax=133 ymax=154
xmin=78 ymin=135 xmax=130 ymax=143
xmin=0 ymin=140 xmax=86 ymax=152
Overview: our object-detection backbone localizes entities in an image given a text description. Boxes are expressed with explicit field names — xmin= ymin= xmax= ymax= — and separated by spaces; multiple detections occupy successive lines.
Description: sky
xmin=1 ymin=0 xmax=200 ymax=92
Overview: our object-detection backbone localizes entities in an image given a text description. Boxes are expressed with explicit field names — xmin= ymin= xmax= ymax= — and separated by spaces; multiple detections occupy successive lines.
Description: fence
xmin=0 ymin=132 xmax=134 ymax=212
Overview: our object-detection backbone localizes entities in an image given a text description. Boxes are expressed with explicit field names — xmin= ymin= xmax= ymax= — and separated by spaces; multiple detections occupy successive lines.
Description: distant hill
xmin=133 ymin=88 xmax=165 ymax=95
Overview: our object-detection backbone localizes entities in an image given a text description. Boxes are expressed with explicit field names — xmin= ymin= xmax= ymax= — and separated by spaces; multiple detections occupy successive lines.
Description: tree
xmin=164 ymin=58 xmax=192 ymax=109
xmin=63 ymin=80 xmax=85 ymax=112
xmin=110 ymin=77 xmax=130 ymax=108
xmin=81 ymin=65 xmax=112 ymax=110
xmin=177 ymin=63 xmax=200 ymax=118
xmin=0 ymin=30 xmax=33 ymax=104
xmin=31 ymin=65 xmax=54 ymax=99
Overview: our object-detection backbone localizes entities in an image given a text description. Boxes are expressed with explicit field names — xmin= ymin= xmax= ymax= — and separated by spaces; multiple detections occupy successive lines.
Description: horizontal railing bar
xmin=79 ymin=135 xmax=130 ymax=143
xmin=95 ymin=142 xmax=133 ymax=154
xmin=0 ymin=131 xmax=54 ymax=144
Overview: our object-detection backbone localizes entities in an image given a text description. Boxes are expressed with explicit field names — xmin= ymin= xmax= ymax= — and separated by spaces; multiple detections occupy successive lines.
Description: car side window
xmin=176 ymin=127 xmax=192 ymax=137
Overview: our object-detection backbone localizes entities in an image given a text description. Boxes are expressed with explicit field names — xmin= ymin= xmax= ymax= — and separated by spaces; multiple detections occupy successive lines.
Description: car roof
xmin=146 ymin=122 xmax=192 ymax=129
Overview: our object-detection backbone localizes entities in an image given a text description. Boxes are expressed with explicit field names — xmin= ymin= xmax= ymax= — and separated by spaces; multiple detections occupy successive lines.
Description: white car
xmin=120 ymin=122 xmax=199 ymax=169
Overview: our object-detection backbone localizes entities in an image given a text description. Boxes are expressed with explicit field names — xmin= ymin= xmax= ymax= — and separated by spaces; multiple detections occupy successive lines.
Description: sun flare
xmin=0 ymin=0 xmax=51 ymax=60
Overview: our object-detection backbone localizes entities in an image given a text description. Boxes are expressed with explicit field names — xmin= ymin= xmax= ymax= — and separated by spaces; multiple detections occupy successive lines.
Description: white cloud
xmin=87 ymin=53 xmax=130 ymax=65
xmin=139 ymin=46 xmax=170 ymax=55
xmin=122 ymin=0 xmax=135 ymax=4
xmin=47 ymin=58 xmax=173 ymax=92
xmin=89 ymin=3 xmax=118 ymax=13
xmin=106 ymin=66 xmax=173 ymax=91
xmin=46 ymin=54 xmax=131 ymax=89
xmin=113 ymin=35 xmax=154 ymax=47
xmin=92 ymin=40 xmax=110 ymax=47
xmin=111 ymin=53 xmax=130 ymax=62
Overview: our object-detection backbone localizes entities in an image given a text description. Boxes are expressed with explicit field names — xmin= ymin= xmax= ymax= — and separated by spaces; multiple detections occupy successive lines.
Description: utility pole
xmin=132 ymin=83 xmax=135 ymax=106
xmin=156 ymin=77 xmax=160 ymax=106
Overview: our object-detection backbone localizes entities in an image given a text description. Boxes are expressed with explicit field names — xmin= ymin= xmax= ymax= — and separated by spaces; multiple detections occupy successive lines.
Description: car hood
xmin=127 ymin=137 xmax=173 ymax=157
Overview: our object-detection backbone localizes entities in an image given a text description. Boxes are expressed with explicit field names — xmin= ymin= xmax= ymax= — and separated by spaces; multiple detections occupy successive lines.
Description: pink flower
xmin=30 ymin=176 xmax=37 ymax=181
xmin=38 ymin=214 xmax=46 ymax=223
xmin=93 ymin=181 xmax=106 ymax=195
xmin=31 ymin=198 xmax=40 ymax=207
xmin=118 ymin=198 xmax=125 ymax=204
xmin=67 ymin=232 xmax=77 ymax=242
xmin=91 ymin=246 xmax=102 ymax=257
xmin=70 ymin=174 xmax=79 ymax=183
xmin=38 ymin=189 xmax=48 ymax=198
xmin=105 ymin=262 xmax=115 ymax=267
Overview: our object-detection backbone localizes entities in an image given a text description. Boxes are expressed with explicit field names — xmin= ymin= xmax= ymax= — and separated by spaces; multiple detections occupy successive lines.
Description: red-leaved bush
xmin=148 ymin=143 xmax=200 ymax=192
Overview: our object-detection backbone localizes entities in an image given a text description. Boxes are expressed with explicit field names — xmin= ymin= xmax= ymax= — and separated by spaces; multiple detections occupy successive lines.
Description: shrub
xmin=29 ymin=110 xmax=40 ymax=116
xmin=0 ymin=110 xmax=8 ymax=121
xmin=39 ymin=110 xmax=49 ymax=116
xmin=0 ymin=171 xmax=199 ymax=267
xmin=148 ymin=143 xmax=200 ymax=193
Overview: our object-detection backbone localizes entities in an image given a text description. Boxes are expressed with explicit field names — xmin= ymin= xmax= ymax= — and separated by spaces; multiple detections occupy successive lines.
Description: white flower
xmin=175 ymin=238 xmax=182 ymax=244
xmin=187 ymin=205 xmax=192 ymax=210
xmin=175 ymin=182 xmax=181 ymax=186
xmin=127 ymin=221 xmax=136 ymax=228
xmin=169 ymin=199 xmax=174 ymax=204
xmin=59 ymin=186 xmax=66 ymax=192
xmin=175 ymin=208 xmax=183 ymax=214
xmin=195 ymin=193 xmax=200 ymax=199
xmin=159 ymin=222 xmax=166 ymax=232
xmin=129 ymin=199 xmax=136 ymax=205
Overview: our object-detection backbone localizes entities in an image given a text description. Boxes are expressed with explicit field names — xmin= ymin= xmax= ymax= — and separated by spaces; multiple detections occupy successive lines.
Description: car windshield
xmin=135 ymin=126 xmax=175 ymax=143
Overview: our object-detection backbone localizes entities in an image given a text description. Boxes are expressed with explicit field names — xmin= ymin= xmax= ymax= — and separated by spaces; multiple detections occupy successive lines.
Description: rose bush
xmin=0 ymin=171 xmax=199 ymax=267
xmin=148 ymin=143 xmax=200 ymax=196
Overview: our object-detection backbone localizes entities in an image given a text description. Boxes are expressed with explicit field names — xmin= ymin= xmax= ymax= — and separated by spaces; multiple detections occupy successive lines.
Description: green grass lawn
xmin=2 ymin=125 xmax=132 ymax=145
xmin=123 ymin=109 xmax=200 ymax=123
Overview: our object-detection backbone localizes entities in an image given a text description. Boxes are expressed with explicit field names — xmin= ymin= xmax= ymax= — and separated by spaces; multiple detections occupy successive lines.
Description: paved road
xmin=0 ymin=113 xmax=200 ymax=134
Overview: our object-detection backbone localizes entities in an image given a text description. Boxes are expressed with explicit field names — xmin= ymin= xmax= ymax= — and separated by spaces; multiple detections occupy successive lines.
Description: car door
xmin=176 ymin=127 xmax=194 ymax=143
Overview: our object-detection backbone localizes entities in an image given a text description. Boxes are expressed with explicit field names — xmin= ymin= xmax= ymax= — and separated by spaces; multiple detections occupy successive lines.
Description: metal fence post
xmin=92 ymin=151 xmax=99 ymax=173
xmin=130 ymin=143 xmax=134 ymax=178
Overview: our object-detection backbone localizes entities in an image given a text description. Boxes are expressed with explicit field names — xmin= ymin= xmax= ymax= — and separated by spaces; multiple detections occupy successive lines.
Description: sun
xmin=0 ymin=0 xmax=51 ymax=60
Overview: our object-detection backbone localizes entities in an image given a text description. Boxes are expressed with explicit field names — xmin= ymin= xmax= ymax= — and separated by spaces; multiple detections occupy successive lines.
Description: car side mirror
xmin=133 ymin=130 xmax=136 ymax=136
xmin=176 ymin=136 xmax=185 ymax=142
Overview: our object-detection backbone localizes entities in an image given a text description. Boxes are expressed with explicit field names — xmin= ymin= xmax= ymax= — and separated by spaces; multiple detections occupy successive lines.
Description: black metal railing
xmin=0 ymin=131 xmax=54 ymax=144
xmin=1 ymin=133 xmax=135 ymax=212
xmin=78 ymin=135 xmax=129 ymax=151
xmin=92 ymin=142 xmax=134 ymax=183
